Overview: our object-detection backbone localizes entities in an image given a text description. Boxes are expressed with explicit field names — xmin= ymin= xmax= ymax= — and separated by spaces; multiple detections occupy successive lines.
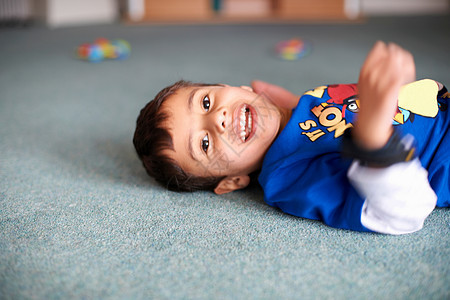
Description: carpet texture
xmin=0 ymin=16 xmax=449 ymax=299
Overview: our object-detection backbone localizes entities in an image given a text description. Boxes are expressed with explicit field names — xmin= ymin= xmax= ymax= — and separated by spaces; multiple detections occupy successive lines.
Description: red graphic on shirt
xmin=326 ymin=84 xmax=359 ymax=118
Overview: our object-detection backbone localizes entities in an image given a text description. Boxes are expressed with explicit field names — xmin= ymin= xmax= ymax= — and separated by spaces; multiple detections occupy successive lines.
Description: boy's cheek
xmin=191 ymin=150 xmax=235 ymax=177
xmin=209 ymin=152 xmax=234 ymax=176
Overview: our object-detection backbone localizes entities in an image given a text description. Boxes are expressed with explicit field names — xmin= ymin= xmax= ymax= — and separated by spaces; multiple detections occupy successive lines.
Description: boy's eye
xmin=201 ymin=134 xmax=209 ymax=153
xmin=202 ymin=95 xmax=210 ymax=112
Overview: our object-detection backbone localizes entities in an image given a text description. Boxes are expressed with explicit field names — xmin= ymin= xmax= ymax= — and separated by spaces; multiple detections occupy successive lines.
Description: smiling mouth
xmin=238 ymin=104 xmax=254 ymax=142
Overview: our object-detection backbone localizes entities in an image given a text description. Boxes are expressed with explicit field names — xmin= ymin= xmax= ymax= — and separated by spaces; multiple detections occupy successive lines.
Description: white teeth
xmin=239 ymin=105 xmax=252 ymax=142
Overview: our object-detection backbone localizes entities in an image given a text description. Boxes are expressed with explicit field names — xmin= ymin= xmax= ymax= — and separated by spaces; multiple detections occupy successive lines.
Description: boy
xmin=133 ymin=42 xmax=449 ymax=235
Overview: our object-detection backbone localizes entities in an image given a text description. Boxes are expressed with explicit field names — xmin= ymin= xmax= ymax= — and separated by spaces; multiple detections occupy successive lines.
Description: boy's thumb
xmin=251 ymin=80 xmax=299 ymax=109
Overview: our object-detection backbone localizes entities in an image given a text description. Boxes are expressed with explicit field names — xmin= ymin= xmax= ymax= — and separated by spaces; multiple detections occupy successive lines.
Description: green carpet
xmin=0 ymin=16 xmax=449 ymax=299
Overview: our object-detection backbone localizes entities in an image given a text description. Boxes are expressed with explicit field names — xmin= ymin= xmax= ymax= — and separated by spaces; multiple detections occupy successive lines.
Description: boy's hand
xmin=251 ymin=80 xmax=299 ymax=109
xmin=354 ymin=41 xmax=416 ymax=150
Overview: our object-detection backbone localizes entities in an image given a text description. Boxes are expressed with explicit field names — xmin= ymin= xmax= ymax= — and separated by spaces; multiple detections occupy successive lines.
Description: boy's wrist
xmin=341 ymin=128 xmax=417 ymax=167
xmin=352 ymin=124 xmax=392 ymax=150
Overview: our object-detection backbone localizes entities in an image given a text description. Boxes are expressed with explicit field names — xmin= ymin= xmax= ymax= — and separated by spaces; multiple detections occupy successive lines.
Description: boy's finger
xmin=251 ymin=80 xmax=299 ymax=109
xmin=398 ymin=46 xmax=416 ymax=84
xmin=386 ymin=42 xmax=416 ymax=84
xmin=361 ymin=41 xmax=387 ymax=70
xmin=251 ymin=80 xmax=275 ymax=94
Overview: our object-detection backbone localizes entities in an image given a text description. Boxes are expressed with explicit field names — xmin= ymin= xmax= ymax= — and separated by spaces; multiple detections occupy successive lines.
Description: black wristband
xmin=341 ymin=128 xmax=416 ymax=167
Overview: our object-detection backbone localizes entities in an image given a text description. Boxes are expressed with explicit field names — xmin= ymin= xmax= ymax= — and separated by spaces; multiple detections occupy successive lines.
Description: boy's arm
xmin=254 ymin=42 xmax=437 ymax=234
xmin=353 ymin=41 xmax=415 ymax=149
xmin=348 ymin=158 xmax=437 ymax=234
xmin=350 ymin=42 xmax=437 ymax=234
xmin=251 ymin=80 xmax=300 ymax=109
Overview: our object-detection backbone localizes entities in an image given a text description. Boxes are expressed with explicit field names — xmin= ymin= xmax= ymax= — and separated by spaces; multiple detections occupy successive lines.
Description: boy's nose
xmin=214 ymin=109 xmax=227 ymax=134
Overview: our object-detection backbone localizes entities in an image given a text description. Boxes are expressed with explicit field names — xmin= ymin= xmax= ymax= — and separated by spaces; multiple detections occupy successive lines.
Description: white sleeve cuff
xmin=348 ymin=158 xmax=437 ymax=235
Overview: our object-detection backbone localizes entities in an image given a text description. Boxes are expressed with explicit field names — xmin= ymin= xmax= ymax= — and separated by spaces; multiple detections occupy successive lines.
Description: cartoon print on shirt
xmin=300 ymin=79 xmax=445 ymax=142
xmin=394 ymin=79 xmax=443 ymax=124
xmin=325 ymin=84 xmax=360 ymax=117
xmin=300 ymin=84 xmax=359 ymax=142
xmin=299 ymin=102 xmax=354 ymax=141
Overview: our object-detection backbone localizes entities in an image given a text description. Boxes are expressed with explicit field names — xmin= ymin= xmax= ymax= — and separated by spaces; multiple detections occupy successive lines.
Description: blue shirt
xmin=258 ymin=80 xmax=449 ymax=232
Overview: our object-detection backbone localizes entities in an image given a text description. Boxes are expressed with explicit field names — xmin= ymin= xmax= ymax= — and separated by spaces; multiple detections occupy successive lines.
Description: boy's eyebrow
xmin=188 ymin=88 xmax=200 ymax=112
xmin=187 ymin=87 xmax=201 ymax=163
xmin=188 ymin=131 xmax=199 ymax=163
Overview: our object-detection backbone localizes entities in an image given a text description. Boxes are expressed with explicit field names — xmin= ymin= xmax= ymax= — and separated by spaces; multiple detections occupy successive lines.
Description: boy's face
xmin=162 ymin=85 xmax=289 ymax=186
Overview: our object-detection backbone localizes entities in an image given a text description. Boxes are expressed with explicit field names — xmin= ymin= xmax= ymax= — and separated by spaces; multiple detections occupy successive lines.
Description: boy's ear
xmin=240 ymin=85 xmax=254 ymax=92
xmin=214 ymin=175 xmax=250 ymax=195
